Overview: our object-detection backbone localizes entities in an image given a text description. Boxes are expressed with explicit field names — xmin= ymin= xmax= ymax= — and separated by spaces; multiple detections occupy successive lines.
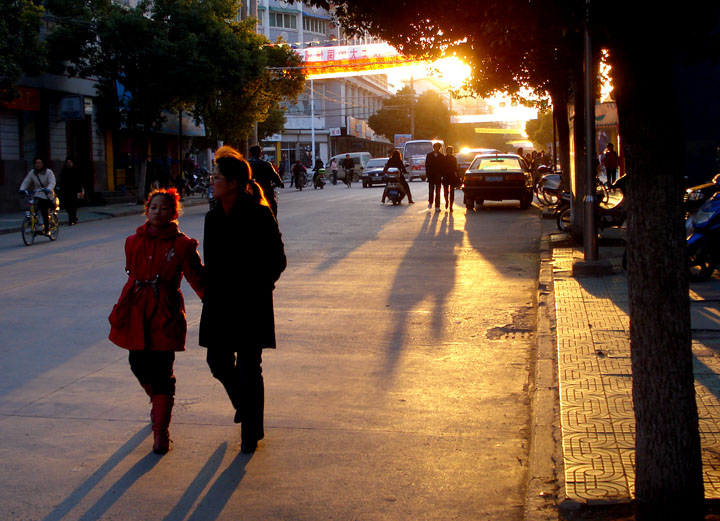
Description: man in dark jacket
xmin=425 ymin=142 xmax=445 ymax=211
xmin=248 ymin=145 xmax=284 ymax=216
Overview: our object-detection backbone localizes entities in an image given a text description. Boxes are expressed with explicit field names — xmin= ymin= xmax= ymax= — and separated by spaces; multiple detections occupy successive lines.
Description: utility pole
xmin=582 ymin=0 xmax=597 ymax=261
xmin=410 ymin=73 xmax=415 ymax=138
xmin=310 ymin=78 xmax=316 ymax=162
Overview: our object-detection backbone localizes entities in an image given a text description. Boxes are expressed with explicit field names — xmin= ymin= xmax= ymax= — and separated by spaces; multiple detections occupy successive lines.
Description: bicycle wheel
xmin=48 ymin=212 xmax=59 ymax=241
xmin=21 ymin=216 xmax=35 ymax=246
xmin=595 ymin=180 xmax=609 ymax=205
xmin=557 ymin=207 xmax=572 ymax=232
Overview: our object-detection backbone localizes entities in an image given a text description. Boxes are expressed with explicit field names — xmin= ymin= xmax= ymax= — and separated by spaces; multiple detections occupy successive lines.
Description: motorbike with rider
xmin=381 ymin=150 xmax=414 ymax=204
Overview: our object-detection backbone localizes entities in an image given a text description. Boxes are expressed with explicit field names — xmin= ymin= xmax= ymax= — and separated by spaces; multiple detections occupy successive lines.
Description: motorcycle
xmin=190 ymin=167 xmax=210 ymax=197
xmin=556 ymin=175 xmax=627 ymax=232
xmin=384 ymin=170 xmax=406 ymax=205
xmin=687 ymin=191 xmax=720 ymax=280
xmin=313 ymin=168 xmax=325 ymax=189
xmin=684 ymin=173 xmax=720 ymax=217
xmin=535 ymin=171 xmax=563 ymax=206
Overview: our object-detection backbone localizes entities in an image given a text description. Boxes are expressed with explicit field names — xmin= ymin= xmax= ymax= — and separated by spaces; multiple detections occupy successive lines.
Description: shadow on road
xmin=42 ymin=426 xmax=151 ymax=521
xmin=184 ymin=449 xmax=252 ymax=521
xmin=381 ymin=211 xmax=463 ymax=378
xmin=162 ymin=442 xmax=228 ymax=521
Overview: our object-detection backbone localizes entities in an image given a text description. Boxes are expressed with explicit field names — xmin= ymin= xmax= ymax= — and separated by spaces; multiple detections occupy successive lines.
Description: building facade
xmin=0 ymin=74 xmax=108 ymax=212
xmin=246 ymin=0 xmax=394 ymax=171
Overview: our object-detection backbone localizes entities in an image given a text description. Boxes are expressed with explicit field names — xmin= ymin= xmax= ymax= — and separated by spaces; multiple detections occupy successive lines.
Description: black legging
xmin=128 ymin=351 xmax=176 ymax=396
xmin=36 ymin=198 xmax=51 ymax=232
xmin=206 ymin=348 xmax=264 ymax=442
xmin=428 ymin=181 xmax=441 ymax=208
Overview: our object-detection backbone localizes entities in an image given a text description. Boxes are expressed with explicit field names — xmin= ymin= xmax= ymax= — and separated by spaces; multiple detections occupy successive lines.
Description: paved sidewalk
xmin=0 ymin=194 xmax=210 ymax=235
xmin=550 ymin=234 xmax=720 ymax=506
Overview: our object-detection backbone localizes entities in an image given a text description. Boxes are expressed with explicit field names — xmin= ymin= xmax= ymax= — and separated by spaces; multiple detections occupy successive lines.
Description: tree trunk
xmin=550 ymin=88 xmax=571 ymax=186
xmin=613 ymin=51 xmax=704 ymax=521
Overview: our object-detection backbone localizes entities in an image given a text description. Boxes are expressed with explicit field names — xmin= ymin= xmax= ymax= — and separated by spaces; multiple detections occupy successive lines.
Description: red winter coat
xmin=109 ymin=222 xmax=204 ymax=351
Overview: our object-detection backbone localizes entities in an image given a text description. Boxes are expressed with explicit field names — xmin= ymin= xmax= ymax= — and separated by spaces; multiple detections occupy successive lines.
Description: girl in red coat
xmin=109 ymin=188 xmax=204 ymax=454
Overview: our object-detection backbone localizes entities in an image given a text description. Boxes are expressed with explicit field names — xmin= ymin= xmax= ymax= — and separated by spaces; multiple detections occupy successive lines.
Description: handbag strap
xmin=35 ymin=170 xmax=46 ymax=189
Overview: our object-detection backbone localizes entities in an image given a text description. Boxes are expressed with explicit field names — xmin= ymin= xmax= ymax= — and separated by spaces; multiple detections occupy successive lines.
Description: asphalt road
xmin=0 ymin=183 xmax=543 ymax=521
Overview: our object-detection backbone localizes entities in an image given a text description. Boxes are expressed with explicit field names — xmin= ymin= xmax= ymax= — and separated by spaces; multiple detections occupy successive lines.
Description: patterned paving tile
xmin=555 ymin=254 xmax=720 ymax=502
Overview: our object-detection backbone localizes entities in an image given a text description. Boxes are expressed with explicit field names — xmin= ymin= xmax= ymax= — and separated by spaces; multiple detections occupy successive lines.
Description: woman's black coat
xmin=199 ymin=193 xmax=287 ymax=350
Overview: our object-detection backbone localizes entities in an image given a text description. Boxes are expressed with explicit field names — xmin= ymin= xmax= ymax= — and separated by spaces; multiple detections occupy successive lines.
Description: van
xmin=329 ymin=152 xmax=372 ymax=182
xmin=402 ymin=139 xmax=444 ymax=181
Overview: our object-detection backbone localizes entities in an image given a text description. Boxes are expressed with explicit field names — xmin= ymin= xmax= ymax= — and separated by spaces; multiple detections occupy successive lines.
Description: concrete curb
xmin=525 ymin=233 xmax=562 ymax=521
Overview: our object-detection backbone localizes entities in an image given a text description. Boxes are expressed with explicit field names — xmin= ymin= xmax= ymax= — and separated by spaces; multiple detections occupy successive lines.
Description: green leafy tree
xmin=44 ymin=0 xmax=304 ymax=196
xmin=368 ymin=86 xmax=412 ymax=141
xmin=0 ymin=0 xmax=45 ymax=101
xmin=192 ymin=31 xmax=305 ymax=147
xmin=312 ymin=0 xmax=720 ymax=518
xmin=257 ymin=103 xmax=288 ymax=140
xmin=525 ymin=111 xmax=554 ymax=151
xmin=368 ymin=87 xmax=451 ymax=141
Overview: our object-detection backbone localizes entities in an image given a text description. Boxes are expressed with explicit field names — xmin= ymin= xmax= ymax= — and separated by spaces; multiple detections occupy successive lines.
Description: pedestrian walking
xmin=200 ymin=146 xmax=287 ymax=454
xmin=59 ymin=157 xmax=85 ymax=226
xmin=248 ymin=145 xmax=284 ymax=217
xmin=442 ymin=146 xmax=460 ymax=212
xmin=602 ymin=143 xmax=620 ymax=186
xmin=425 ymin=142 xmax=444 ymax=211
xmin=291 ymin=160 xmax=307 ymax=189
xmin=108 ymin=188 xmax=204 ymax=454
xmin=19 ymin=158 xmax=56 ymax=235
xmin=329 ymin=158 xmax=338 ymax=185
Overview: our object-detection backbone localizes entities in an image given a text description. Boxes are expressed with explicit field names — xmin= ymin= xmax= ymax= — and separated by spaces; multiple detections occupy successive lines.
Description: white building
xmin=243 ymin=0 xmax=394 ymax=171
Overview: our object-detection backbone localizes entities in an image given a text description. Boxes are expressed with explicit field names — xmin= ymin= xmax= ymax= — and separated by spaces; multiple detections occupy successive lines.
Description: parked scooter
xmin=535 ymin=171 xmax=563 ymax=206
xmin=684 ymin=174 xmax=720 ymax=217
xmin=556 ymin=175 xmax=627 ymax=232
xmin=687 ymin=191 xmax=720 ymax=280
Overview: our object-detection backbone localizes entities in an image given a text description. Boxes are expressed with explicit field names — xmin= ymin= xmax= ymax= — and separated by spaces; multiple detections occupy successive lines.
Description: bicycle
xmin=344 ymin=168 xmax=353 ymax=188
xmin=19 ymin=189 xmax=59 ymax=245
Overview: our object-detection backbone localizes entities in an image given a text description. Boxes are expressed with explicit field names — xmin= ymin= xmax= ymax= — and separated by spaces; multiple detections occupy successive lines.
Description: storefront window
xmin=22 ymin=113 xmax=38 ymax=160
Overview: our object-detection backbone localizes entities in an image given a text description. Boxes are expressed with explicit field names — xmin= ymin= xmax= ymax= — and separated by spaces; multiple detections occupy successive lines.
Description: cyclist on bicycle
xmin=341 ymin=154 xmax=355 ymax=187
xmin=20 ymin=158 xmax=56 ymax=235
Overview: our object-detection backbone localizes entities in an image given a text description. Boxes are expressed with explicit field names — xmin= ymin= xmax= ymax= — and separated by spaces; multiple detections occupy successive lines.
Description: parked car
xmin=402 ymin=139 xmax=444 ymax=181
xmin=456 ymin=148 xmax=500 ymax=177
xmin=361 ymin=158 xmax=391 ymax=187
xmin=328 ymin=152 xmax=372 ymax=182
xmin=462 ymin=153 xmax=534 ymax=210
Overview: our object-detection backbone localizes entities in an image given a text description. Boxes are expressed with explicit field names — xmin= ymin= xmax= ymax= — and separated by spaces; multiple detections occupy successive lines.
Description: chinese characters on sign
xmin=298 ymin=43 xmax=420 ymax=78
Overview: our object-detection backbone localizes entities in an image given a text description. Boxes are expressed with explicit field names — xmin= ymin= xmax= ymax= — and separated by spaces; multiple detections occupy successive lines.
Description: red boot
xmin=151 ymin=394 xmax=173 ymax=454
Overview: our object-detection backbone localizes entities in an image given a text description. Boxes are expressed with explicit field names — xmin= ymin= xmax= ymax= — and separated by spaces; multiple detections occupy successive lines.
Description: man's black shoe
xmin=241 ymin=440 xmax=258 ymax=454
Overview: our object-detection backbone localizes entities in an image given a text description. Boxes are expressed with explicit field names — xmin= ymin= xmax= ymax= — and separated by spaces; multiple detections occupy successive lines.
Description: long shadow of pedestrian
xmin=77 ymin=451 xmax=161 ymax=521
xmin=185 ymin=450 xmax=252 ymax=521
xmin=42 ymin=427 xmax=150 ymax=521
xmin=161 ymin=443 xmax=228 ymax=521
xmin=381 ymin=211 xmax=463 ymax=378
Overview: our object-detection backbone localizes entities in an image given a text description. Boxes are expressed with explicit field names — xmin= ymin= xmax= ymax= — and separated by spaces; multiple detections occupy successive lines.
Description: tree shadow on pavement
xmin=381 ymin=210 xmax=463 ymax=378
xmin=42 ymin=426 xmax=150 ymax=521
xmin=162 ymin=442 xmax=228 ymax=521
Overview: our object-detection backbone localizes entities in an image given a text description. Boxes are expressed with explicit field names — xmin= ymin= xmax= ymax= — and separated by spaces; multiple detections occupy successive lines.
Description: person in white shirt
xmin=20 ymin=158 xmax=56 ymax=235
